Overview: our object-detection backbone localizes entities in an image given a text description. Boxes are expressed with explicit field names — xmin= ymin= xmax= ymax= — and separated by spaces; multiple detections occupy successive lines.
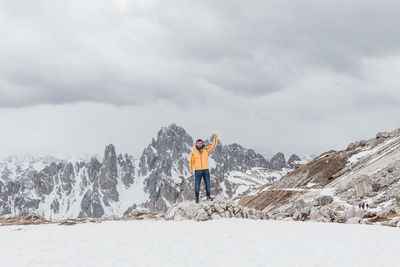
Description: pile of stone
xmin=166 ymin=197 xmax=269 ymax=221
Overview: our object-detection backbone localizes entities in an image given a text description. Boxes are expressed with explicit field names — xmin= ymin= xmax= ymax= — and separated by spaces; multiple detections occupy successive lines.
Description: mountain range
xmin=0 ymin=123 xmax=304 ymax=220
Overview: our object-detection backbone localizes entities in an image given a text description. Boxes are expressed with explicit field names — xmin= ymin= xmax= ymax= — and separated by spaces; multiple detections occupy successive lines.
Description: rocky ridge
xmin=240 ymin=128 xmax=400 ymax=227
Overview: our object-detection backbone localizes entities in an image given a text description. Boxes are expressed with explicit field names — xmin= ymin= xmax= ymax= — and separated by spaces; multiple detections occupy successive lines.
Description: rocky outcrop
xmin=354 ymin=175 xmax=373 ymax=197
xmin=241 ymin=128 xmax=400 ymax=227
xmin=270 ymin=152 xmax=286 ymax=170
xmin=313 ymin=195 xmax=334 ymax=206
xmin=166 ymin=197 xmax=269 ymax=221
xmin=287 ymin=154 xmax=302 ymax=169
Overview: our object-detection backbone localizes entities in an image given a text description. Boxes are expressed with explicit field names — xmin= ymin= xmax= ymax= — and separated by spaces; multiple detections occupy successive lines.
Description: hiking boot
xmin=207 ymin=196 xmax=213 ymax=201
xmin=195 ymin=198 xmax=199 ymax=204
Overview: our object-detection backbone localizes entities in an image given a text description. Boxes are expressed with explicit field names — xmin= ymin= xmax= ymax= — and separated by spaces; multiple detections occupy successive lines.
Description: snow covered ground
xmin=1 ymin=219 xmax=399 ymax=267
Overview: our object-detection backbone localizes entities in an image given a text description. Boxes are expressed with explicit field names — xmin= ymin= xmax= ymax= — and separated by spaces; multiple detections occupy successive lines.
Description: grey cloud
xmin=0 ymin=0 xmax=400 ymax=107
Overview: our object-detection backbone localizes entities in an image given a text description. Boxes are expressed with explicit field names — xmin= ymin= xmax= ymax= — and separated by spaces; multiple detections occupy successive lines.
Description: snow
xmin=1 ymin=219 xmax=399 ymax=267
xmin=107 ymin=172 xmax=149 ymax=217
xmin=171 ymin=165 xmax=184 ymax=184
xmin=348 ymin=149 xmax=377 ymax=164
xmin=306 ymin=182 xmax=317 ymax=188
xmin=0 ymin=155 xmax=61 ymax=181
xmin=331 ymin=136 xmax=400 ymax=189
xmin=347 ymin=136 xmax=400 ymax=165
xmin=221 ymin=167 xmax=290 ymax=198
xmin=0 ymin=154 xmax=100 ymax=182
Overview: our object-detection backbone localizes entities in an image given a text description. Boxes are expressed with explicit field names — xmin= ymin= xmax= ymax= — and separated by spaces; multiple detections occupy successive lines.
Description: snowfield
xmin=1 ymin=219 xmax=400 ymax=267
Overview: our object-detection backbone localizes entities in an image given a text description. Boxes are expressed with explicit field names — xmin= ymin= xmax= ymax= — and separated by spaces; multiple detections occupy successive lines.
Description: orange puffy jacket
xmin=189 ymin=135 xmax=218 ymax=173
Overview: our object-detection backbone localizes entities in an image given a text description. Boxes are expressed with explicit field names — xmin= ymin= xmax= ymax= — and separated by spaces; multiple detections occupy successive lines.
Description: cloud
xmin=0 ymin=0 xmax=400 ymax=159
xmin=1 ymin=0 xmax=400 ymax=107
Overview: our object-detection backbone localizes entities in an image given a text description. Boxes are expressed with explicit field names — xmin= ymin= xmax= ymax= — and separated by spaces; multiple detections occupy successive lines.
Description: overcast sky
xmin=1 ymin=0 xmax=400 ymax=159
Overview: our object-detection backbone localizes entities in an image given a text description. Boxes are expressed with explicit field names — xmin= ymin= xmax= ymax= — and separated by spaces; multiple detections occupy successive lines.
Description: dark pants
xmin=195 ymin=169 xmax=211 ymax=200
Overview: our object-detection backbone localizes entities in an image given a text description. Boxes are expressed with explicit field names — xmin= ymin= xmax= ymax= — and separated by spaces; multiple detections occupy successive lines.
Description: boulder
xmin=313 ymin=195 xmax=334 ymax=206
xmin=166 ymin=197 xmax=267 ymax=221
xmin=355 ymin=175 xmax=373 ymax=197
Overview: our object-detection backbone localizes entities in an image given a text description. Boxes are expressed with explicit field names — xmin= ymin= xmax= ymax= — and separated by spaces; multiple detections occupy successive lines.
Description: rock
xmin=211 ymin=213 xmax=221 ymax=220
xmin=270 ymin=153 xmax=286 ymax=170
xmin=376 ymin=132 xmax=390 ymax=139
xmin=123 ymin=204 xmax=138 ymax=216
xmin=288 ymin=154 xmax=301 ymax=164
xmin=387 ymin=217 xmax=400 ymax=227
xmin=287 ymin=154 xmax=302 ymax=168
xmin=194 ymin=209 xmax=209 ymax=221
xmin=235 ymin=212 xmax=243 ymax=218
xmin=214 ymin=203 xmax=226 ymax=214
xmin=346 ymin=217 xmax=362 ymax=224
xmin=355 ymin=175 xmax=373 ymax=197
xmin=0 ymin=214 xmax=49 ymax=226
xmin=342 ymin=207 xmax=364 ymax=221
xmin=59 ymin=219 xmax=84 ymax=226
xmin=284 ymin=208 xmax=296 ymax=217
xmin=124 ymin=208 xmax=148 ymax=217
xmin=166 ymin=197 xmax=267 ymax=221
xmin=293 ymin=199 xmax=308 ymax=210
xmin=295 ymin=210 xmax=310 ymax=221
xmin=313 ymin=196 xmax=334 ymax=206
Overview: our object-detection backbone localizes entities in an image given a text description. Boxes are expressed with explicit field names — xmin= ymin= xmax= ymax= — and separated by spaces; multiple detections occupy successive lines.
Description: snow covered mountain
xmin=0 ymin=124 xmax=301 ymax=220
xmin=240 ymin=128 xmax=400 ymax=226
xmin=0 ymin=155 xmax=62 ymax=182
xmin=0 ymin=154 xmax=100 ymax=182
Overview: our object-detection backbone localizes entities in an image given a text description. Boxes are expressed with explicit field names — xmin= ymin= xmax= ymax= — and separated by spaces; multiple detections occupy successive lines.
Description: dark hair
xmin=196 ymin=139 xmax=203 ymax=143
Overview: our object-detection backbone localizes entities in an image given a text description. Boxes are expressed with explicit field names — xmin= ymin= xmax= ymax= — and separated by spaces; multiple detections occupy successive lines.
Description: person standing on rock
xmin=189 ymin=134 xmax=218 ymax=203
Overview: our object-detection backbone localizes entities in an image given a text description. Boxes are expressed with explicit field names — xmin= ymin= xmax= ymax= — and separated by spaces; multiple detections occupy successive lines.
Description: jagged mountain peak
xmin=103 ymin=144 xmax=117 ymax=164
xmin=149 ymin=124 xmax=193 ymax=154
xmin=158 ymin=123 xmax=193 ymax=142
xmin=287 ymin=154 xmax=302 ymax=169
xmin=225 ymin=143 xmax=244 ymax=151
xmin=270 ymin=152 xmax=286 ymax=170
xmin=288 ymin=154 xmax=301 ymax=164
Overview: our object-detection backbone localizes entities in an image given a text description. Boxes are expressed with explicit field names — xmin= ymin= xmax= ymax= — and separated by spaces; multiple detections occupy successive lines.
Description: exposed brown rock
xmin=240 ymin=190 xmax=305 ymax=211
xmin=0 ymin=215 xmax=50 ymax=226
xmin=270 ymin=150 xmax=349 ymax=189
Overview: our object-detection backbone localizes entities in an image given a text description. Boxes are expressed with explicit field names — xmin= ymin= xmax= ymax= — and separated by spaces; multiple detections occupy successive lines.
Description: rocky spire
xmin=287 ymin=154 xmax=301 ymax=168
xmin=99 ymin=144 xmax=119 ymax=203
xmin=270 ymin=152 xmax=286 ymax=170
xmin=139 ymin=123 xmax=193 ymax=176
